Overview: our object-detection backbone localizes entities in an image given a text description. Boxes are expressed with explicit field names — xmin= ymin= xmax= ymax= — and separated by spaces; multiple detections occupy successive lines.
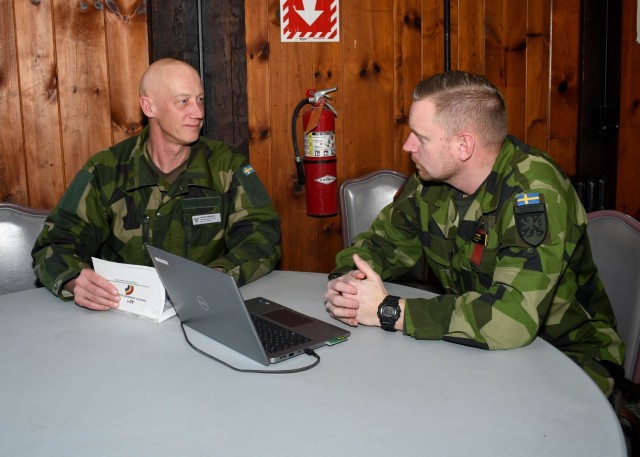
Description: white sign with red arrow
xmin=280 ymin=0 xmax=340 ymax=42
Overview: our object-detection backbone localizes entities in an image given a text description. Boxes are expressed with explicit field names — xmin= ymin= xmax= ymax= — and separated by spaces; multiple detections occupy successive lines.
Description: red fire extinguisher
xmin=291 ymin=87 xmax=338 ymax=217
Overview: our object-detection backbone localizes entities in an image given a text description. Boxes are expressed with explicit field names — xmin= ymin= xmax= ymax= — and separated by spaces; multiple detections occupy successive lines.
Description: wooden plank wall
xmin=1 ymin=0 xmax=638 ymax=274
xmin=245 ymin=0 xmax=595 ymax=272
xmin=0 ymin=0 xmax=148 ymax=208
xmin=619 ymin=0 xmax=640 ymax=218
xmin=148 ymin=0 xmax=249 ymax=154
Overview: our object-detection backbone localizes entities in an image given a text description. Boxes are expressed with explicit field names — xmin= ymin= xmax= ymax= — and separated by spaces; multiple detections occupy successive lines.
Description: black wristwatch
xmin=377 ymin=295 xmax=401 ymax=332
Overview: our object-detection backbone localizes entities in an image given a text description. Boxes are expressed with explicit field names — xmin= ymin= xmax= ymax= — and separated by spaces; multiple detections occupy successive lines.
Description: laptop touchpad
xmin=262 ymin=308 xmax=314 ymax=328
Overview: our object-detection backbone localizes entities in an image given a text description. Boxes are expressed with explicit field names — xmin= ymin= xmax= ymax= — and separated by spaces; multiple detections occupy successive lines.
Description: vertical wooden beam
xmin=0 ymin=0 xmax=28 ymax=203
xmin=342 ymin=0 xmax=395 ymax=177
xmin=617 ymin=0 xmax=640 ymax=218
xmin=547 ymin=0 xmax=580 ymax=175
xmin=13 ymin=0 xmax=65 ymax=209
xmin=53 ymin=0 xmax=112 ymax=183
xmin=246 ymin=0 xmax=273 ymax=193
xmin=229 ymin=0 xmax=250 ymax=154
xmin=576 ymin=0 xmax=622 ymax=210
xmin=485 ymin=0 xmax=527 ymax=141
xmin=393 ymin=0 xmax=422 ymax=173
xmin=457 ymin=0 xmax=485 ymax=74
xmin=201 ymin=0 xmax=249 ymax=152
xmin=104 ymin=0 xmax=148 ymax=145
xmin=421 ymin=0 xmax=445 ymax=77
xmin=525 ymin=0 xmax=551 ymax=152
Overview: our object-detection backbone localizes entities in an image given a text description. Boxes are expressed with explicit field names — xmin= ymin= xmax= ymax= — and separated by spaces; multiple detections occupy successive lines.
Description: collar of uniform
xmin=125 ymin=128 xmax=216 ymax=193
xmin=182 ymin=141 xmax=217 ymax=191
xmin=416 ymin=179 xmax=459 ymax=239
xmin=467 ymin=139 xmax=519 ymax=215
xmin=415 ymin=140 xmax=517 ymax=239
xmin=126 ymin=126 xmax=157 ymax=191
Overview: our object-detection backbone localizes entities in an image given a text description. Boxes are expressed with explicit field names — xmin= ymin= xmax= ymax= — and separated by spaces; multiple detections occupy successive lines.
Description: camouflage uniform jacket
xmin=33 ymin=126 xmax=282 ymax=298
xmin=332 ymin=138 xmax=624 ymax=395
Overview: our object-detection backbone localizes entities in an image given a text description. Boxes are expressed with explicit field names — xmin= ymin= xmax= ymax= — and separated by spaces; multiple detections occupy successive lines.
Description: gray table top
xmin=0 ymin=270 xmax=626 ymax=457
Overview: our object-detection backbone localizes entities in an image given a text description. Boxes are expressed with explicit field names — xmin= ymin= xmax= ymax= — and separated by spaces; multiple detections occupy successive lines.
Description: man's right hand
xmin=64 ymin=269 xmax=120 ymax=311
xmin=324 ymin=268 xmax=366 ymax=327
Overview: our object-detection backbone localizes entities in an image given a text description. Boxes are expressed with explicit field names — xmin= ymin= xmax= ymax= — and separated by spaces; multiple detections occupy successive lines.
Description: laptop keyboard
xmin=251 ymin=314 xmax=311 ymax=354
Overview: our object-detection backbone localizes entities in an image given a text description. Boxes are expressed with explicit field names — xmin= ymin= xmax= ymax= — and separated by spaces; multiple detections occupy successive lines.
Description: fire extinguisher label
xmin=315 ymin=175 xmax=336 ymax=185
xmin=305 ymin=131 xmax=336 ymax=158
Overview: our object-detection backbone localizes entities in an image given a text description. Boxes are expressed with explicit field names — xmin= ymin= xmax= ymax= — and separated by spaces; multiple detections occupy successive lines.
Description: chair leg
xmin=620 ymin=407 xmax=640 ymax=456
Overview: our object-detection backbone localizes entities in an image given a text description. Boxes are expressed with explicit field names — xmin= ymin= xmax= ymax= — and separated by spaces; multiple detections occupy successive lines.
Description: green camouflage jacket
xmin=332 ymin=138 xmax=624 ymax=395
xmin=33 ymin=126 xmax=281 ymax=297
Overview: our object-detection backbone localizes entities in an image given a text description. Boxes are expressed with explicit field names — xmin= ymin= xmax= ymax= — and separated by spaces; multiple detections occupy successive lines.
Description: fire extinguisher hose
xmin=291 ymin=98 xmax=311 ymax=190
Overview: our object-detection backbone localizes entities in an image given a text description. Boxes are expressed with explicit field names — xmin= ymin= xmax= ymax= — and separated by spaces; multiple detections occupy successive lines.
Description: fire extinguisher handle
xmin=310 ymin=87 xmax=337 ymax=103
xmin=323 ymin=101 xmax=338 ymax=118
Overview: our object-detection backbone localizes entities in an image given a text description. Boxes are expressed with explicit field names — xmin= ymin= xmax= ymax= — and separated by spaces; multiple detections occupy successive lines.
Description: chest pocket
xmin=182 ymin=196 xmax=224 ymax=246
xmin=455 ymin=217 xmax=498 ymax=290
xmin=423 ymin=234 xmax=458 ymax=292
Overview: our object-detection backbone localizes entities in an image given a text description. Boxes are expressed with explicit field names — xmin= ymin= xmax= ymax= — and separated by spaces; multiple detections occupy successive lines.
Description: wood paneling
xmin=0 ymin=0 xmax=148 ymax=210
xmin=13 ymin=0 xmax=65 ymax=209
xmin=485 ymin=0 xmax=527 ymax=141
xmin=525 ymin=0 xmax=551 ymax=151
xmin=0 ymin=0 xmax=28 ymax=204
xmin=53 ymin=0 xmax=112 ymax=181
xmin=104 ymin=0 xmax=148 ymax=144
xmin=148 ymin=0 xmax=248 ymax=153
xmin=246 ymin=0 xmax=273 ymax=193
xmin=245 ymin=0 xmax=612 ymax=272
xmin=618 ymin=0 xmax=640 ymax=219
xmin=393 ymin=0 xmax=421 ymax=170
xmin=548 ymin=0 xmax=581 ymax=175
xmin=2 ymin=0 xmax=639 ymax=272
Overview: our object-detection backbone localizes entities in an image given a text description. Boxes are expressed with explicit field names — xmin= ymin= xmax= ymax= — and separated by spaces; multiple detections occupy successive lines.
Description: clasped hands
xmin=324 ymin=254 xmax=389 ymax=327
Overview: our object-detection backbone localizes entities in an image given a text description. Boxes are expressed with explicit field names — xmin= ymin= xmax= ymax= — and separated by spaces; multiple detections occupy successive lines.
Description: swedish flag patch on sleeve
xmin=515 ymin=192 xmax=541 ymax=206
xmin=513 ymin=192 xmax=547 ymax=247
xmin=236 ymin=163 xmax=270 ymax=207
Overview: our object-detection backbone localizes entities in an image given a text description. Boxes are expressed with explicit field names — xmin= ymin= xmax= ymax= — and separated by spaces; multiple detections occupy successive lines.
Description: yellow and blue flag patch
xmin=242 ymin=165 xmax=255 ymax=176
xmin=513 ymin=192 xmax=547 ymax=247
xmin=515 ymin=192 xmax=541 ymax=206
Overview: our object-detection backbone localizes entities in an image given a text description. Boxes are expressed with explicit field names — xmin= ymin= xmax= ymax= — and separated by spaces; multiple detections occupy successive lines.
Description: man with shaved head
xmin=33 ymin=59 xmax=281 ymax=311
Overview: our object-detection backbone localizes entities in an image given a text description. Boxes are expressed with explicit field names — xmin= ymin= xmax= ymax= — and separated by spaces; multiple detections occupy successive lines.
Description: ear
xmin=457 ymin=133 xmax=475 ymax=162
xmin=140 ymin=96 xmax=155 ymax=118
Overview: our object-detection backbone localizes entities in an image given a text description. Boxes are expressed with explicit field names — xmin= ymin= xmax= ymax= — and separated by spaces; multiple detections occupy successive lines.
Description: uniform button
xmin=156 ymin=212 xmax=161 ymax=217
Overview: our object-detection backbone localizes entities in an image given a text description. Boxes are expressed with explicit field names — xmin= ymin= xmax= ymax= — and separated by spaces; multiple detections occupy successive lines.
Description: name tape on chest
xmin=192 ymin=213 xmax=221 ymax=226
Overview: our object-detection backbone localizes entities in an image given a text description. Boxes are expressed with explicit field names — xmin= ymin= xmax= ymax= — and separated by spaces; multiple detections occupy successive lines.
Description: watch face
xmin=381 ymin=305 xmax=396 ymax=318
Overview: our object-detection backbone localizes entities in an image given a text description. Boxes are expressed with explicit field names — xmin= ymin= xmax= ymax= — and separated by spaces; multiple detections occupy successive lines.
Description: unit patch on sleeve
xmin=513 ymin=192 xmax=547 ymax=247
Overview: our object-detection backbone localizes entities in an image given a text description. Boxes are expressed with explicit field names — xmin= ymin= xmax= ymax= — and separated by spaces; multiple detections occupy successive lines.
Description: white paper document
xmin=92 ymin=257 xmax=176 ymax=323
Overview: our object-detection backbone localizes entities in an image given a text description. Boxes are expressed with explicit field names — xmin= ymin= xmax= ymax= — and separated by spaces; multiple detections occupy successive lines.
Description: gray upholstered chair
xmin=0 ymin=203 xmax=49 ymax=295
xmin=339 ymin=169 xmax=408 ymax=248
xmin=588 ymin=210 xmax=640 ymax=383
xmin=587 ymin=209 xmax=640 ymax=455
xmin=338 ymin=170 xmax=440 ymax=292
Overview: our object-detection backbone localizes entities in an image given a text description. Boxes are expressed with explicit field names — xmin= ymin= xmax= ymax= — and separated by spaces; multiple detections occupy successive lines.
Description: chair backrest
xmin=587 ymin=210 xmax=640 ymax=383
xmin=0 ymin=203 xmax=50 ymax=295
xmin=339 ymin=169 xmax=408 ymax=248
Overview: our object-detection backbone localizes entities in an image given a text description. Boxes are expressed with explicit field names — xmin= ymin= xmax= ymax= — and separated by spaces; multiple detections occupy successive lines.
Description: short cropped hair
xmin=413 ymin=71 xmax=508 ymax=148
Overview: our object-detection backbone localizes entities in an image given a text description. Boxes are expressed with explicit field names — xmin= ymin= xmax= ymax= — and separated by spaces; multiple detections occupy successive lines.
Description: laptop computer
xmin=146 ymin=245 xmax=350 ymax=365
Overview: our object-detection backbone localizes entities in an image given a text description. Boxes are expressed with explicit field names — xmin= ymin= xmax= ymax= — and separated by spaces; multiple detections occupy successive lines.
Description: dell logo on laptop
xmin=196 ymin=295 xmax=209 ymax=311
